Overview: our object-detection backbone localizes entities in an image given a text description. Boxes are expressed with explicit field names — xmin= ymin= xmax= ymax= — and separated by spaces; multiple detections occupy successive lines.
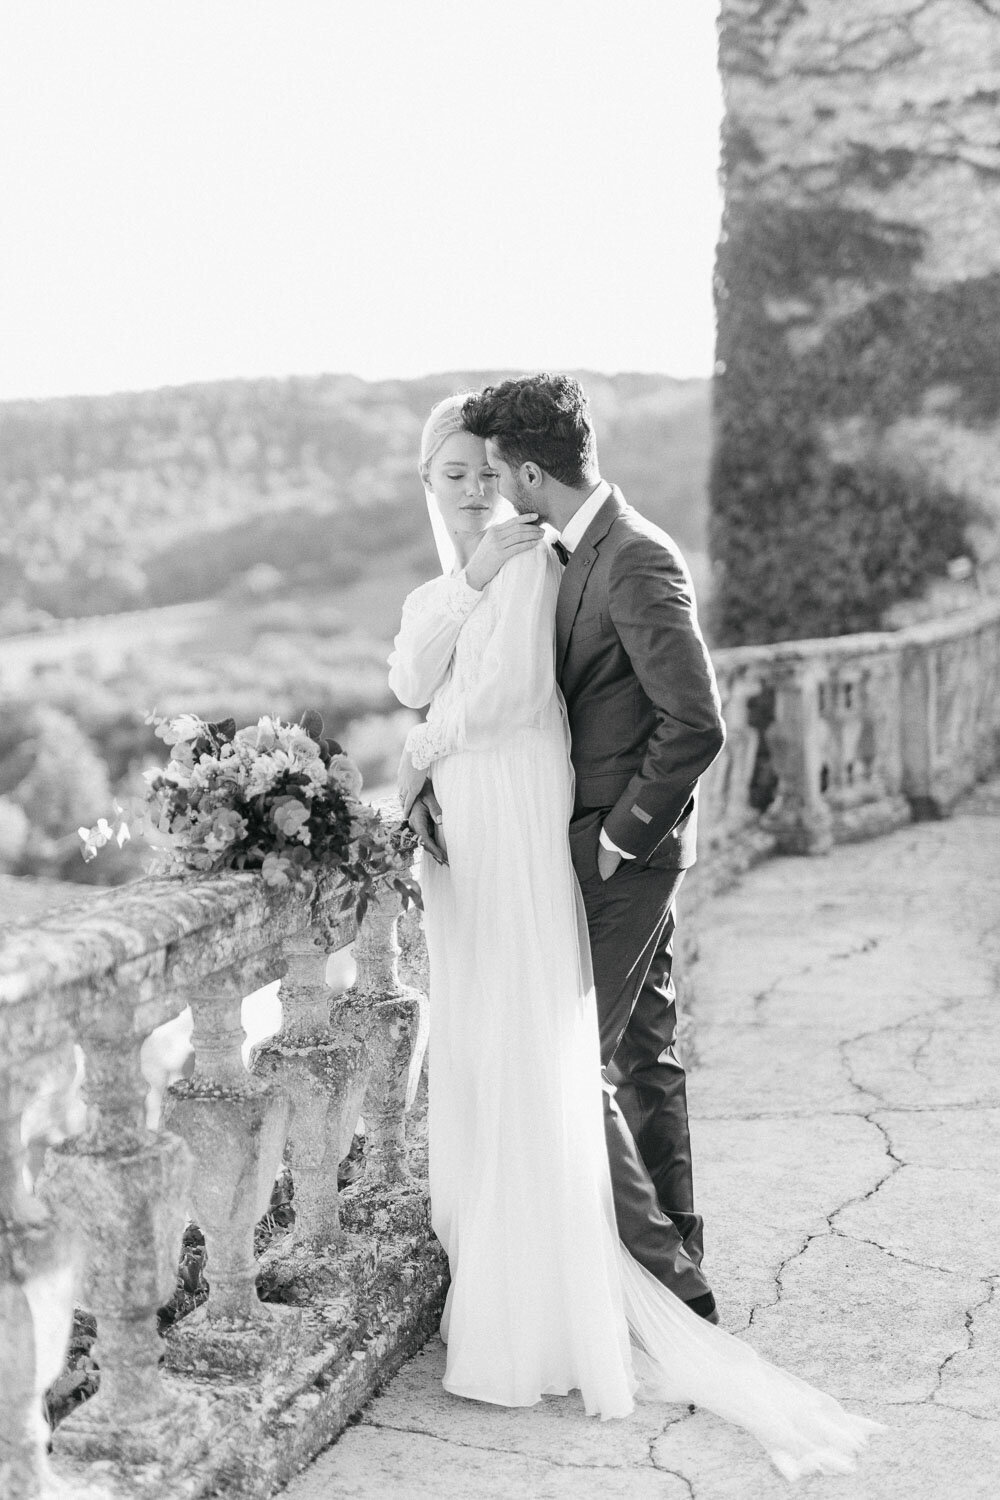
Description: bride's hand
xmin=464 ymin=514 xmax=544 ymax=592
xmin=397 ymin=748 xmax=428 ymax=820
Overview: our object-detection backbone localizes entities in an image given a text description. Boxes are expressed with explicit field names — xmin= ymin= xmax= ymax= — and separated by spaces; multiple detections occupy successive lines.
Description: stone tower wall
xmin=712 ymin=0 xmax=1000 ymax=644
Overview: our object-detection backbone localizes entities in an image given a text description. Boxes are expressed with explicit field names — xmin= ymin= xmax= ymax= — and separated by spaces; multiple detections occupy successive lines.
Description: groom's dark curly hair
xmin=462 ymin=374 xmax=598 ymax=489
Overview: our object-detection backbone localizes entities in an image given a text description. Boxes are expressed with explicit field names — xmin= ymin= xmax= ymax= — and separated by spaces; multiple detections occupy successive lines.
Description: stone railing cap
xmin=714 ymin=597 xmax=1000 ymax=669
xmin=0 ymin=872 xmax=314 ymax=1010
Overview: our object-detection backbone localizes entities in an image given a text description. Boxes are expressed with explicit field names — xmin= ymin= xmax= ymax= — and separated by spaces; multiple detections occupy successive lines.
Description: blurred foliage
xmin=710 ymin=199 xmax=985 ymax=645
xmin=0 ymin=703 xmax=130 ymax=883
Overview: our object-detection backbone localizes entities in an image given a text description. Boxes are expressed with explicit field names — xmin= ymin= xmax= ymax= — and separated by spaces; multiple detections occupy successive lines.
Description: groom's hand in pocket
xmin=597 ymin=843 xmax=623 ymax=882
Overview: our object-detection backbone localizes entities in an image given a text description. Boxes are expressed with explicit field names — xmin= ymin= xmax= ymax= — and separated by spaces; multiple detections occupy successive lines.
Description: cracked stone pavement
xmin=281 ymin=780 xmax=1000 ymax=1499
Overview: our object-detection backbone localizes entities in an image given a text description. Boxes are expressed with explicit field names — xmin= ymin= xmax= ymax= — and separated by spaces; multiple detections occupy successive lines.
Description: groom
xmin=456 ymin=373 xmax=727 ymax=1320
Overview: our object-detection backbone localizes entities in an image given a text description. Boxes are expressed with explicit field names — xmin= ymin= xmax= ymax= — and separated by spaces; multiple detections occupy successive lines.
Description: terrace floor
xmin=282 ymin=779 xmax=1000 ymax=1500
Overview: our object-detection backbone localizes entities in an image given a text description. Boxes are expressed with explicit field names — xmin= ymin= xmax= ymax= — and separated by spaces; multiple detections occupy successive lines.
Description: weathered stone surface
xmin=53 ymin=1377 xmax=214 ymax=1482
xmin=748 ymin=1231 xmax=982 ymax=1403
xmin=651 ymin=1402 xmax=1000 ymax=1500
xmin=0 ymin=1053 xmax=82 ymax=1497
xmin=714 ymin=0 xmax=1000 ymax=644
xmin=286 ymin=1400 xmax=691 ymax=1500
xmin=699 ymin=601 xmax=1000 ymax=873
xmin=254 ymin=1025 xmax=367 ymax=1249
xmin=345 ymin=1338 xmax=666 ymax=1470
xmin=693 ymin=1113 xmax=888 ymax=1327
xmin=690 ymin=1019 xmax=879 ymax=1115
xmin=874 ymin=1105 xmax=1000 ymax=1173
xmin=0 ymin=853 xmax=432 ymax=1496
xmin=935 ymin=1275 xmax=1000 ymax=1421
xmin=4 ymin=762 xmax=998 ymax=1499
xmin=0 ymin=871 xmax=319 ymax=1057
xmin=34 ymin=979 xmax=195 ymax=1473
xmin=835 ymin=1163 xmax=999 ymax=1278
xmin=292 ymin=791 xmax=998 ymax=1499
xmin=347 ymin=890 xmax=429 ymax=1187
xmin=0 ymin=1221 xmax=77 ymax=1499
xmin=166 ymin=949 xmax=293 ymax=1336
xmin=49 ymin=1229 xmax=447 ymax=1500
xmin=843 ymin=1013 xmax=1000 ymax=1110
xmin=252 ymin=887 xmax=430 ymax=1260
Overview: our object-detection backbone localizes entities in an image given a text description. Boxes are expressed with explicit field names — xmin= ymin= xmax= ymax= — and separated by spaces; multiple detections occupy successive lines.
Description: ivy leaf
xmin=299 ymin=709 xmax=324 ymax=742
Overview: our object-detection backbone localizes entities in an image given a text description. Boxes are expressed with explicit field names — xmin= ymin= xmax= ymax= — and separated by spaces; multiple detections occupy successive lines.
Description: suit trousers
xmin=573 ymin=823 xmax=710 ymax=1306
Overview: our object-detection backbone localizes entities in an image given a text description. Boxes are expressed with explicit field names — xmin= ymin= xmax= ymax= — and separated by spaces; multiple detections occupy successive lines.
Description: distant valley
xmin=0 ymin=370 xmax=711 ymax=626
xmin=0 ymin=370 xmax=712 ymax=887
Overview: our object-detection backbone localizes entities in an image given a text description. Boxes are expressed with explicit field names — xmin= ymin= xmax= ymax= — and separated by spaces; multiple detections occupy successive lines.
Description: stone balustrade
xmin=702 ymin=597 xmax=1000 ymax=865
xmin=1 ymin=597 xmax=999 ymax=1498
xmin=0 ymin=869 xmax=434 ymax=1499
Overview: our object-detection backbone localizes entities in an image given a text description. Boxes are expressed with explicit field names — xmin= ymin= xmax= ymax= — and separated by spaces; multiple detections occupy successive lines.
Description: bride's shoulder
xmin=495 ymin=540 xmax=561 ymax=595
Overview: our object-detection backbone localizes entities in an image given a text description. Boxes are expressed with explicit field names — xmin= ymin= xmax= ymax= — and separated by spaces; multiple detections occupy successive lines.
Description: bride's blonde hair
xmin=418 ymin=394 xmax=473 ymax=487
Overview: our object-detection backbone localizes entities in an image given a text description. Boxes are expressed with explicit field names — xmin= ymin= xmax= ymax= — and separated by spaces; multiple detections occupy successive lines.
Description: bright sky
xmin=0 ymin=1 xmax=723 ymax=401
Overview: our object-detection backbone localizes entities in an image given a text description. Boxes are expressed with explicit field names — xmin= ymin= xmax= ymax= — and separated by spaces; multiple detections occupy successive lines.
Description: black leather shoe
xmin=685 ymin=1292 xmax=719 ymax=1324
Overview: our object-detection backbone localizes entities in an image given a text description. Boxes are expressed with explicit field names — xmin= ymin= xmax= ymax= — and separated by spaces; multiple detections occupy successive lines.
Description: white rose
xmin=328 ymin=754 xmax=363 ymax=798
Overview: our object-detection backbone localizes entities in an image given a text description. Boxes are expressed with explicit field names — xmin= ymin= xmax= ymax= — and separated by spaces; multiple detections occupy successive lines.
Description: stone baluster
xmin=762 ymin=657 xmax=834 ymax=855
xmin=0 ymin=1057 xmax=78 ymax=1500
xmin=702 ymin=662 xmax=774 ymax=856
xmin=251 ymin=925 xmax=368 ymax=1249
xmin=977 ymin=614 xmax=1000 ymax=780
xmin=38 ymin=992 xmax=197 ymax=1469
xmin=253 ymin=877 xmax=428 ymax=1246
xmin=832 ymin=652 xmax=910 ymax=839
xmin=163 ymin=945 xmax=300 ymax=1373
xmin=901 ymin=635 xmax=955 ymax=817
xmin=347 ymin=886 xmax=428 ymax=1190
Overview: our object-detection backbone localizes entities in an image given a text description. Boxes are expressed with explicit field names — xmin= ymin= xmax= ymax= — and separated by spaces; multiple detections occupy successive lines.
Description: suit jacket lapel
xmin=555 ymin=489 xmax=626 ymax=679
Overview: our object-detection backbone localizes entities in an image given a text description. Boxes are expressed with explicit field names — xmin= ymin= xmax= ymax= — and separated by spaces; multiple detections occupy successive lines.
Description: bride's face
xmin=428 ymin=432 xmax=504 ymax=539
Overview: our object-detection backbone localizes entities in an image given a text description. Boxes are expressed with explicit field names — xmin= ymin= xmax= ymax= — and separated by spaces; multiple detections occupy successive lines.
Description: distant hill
xmin=0 ymin=371 xmax=715 ymax=886
xmin=0 ymin=371 xmax=711 ymax=623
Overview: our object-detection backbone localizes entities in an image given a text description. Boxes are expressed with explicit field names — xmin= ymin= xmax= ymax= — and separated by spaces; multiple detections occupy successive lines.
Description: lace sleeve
xmin=403 ymin=547 xmax=560 ymax=770
xmin=405 ymin=716 xmax=457 ymax=772
xmin=387 ymin=571 xmax=483 ymax=709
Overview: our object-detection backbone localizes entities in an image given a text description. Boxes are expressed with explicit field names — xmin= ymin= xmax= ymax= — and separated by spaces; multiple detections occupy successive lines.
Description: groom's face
xmin=486 ymin=440 xmax=538 ymax=517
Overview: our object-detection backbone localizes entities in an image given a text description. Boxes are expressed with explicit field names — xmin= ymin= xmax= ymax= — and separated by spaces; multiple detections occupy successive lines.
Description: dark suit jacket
xmin=556 ymin=487 xmax=725 ymax=869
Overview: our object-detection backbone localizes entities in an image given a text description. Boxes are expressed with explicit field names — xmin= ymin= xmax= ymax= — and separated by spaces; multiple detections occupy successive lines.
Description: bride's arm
xmin=404 ymin=547 xmax=560 ymax=770
xmin=387 ymin=573 xmax=484 ymax=709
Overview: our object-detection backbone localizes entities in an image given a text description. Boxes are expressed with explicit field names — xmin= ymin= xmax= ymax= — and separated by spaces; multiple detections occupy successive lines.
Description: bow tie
xmin=552 ymin=539 xmax=570 ymax=566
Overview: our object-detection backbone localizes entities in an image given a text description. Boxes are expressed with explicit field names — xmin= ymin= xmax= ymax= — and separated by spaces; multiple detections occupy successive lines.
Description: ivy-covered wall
xmin=712 ymin=0 xmax=1000 ymax=645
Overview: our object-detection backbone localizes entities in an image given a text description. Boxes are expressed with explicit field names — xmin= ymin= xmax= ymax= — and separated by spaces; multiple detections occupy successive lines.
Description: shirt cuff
xmin=599 ymin=826 xmax=636 ymax=860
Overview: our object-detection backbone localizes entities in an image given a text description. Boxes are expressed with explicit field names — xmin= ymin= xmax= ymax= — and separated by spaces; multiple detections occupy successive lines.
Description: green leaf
xmin=299 ymin=708 xmax=324 ymax=741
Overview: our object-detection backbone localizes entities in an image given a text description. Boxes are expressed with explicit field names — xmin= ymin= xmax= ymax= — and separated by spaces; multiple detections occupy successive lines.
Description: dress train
xmin=618 ymin=1245 xmax=885 ymax=1481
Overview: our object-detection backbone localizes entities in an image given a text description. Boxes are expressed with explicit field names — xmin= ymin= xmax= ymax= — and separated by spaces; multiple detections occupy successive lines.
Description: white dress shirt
xmin=558 ymin=480 xmax=635 ymax=864
xmin=560 ymin=479 xmax=613 ymax=554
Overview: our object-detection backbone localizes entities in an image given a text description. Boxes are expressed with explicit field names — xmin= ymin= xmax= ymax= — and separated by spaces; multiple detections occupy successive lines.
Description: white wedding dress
xmin=388 ymin=543 xmax=883 ymax=1480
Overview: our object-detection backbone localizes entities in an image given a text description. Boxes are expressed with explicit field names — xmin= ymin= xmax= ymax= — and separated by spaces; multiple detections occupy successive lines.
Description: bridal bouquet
xmin=79 ymin=709 xmax=419 ymax=919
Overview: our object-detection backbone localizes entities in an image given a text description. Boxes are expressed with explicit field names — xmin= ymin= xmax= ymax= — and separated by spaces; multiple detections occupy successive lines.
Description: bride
xmin=387 ymin=394 xmax=883 ymax=1480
